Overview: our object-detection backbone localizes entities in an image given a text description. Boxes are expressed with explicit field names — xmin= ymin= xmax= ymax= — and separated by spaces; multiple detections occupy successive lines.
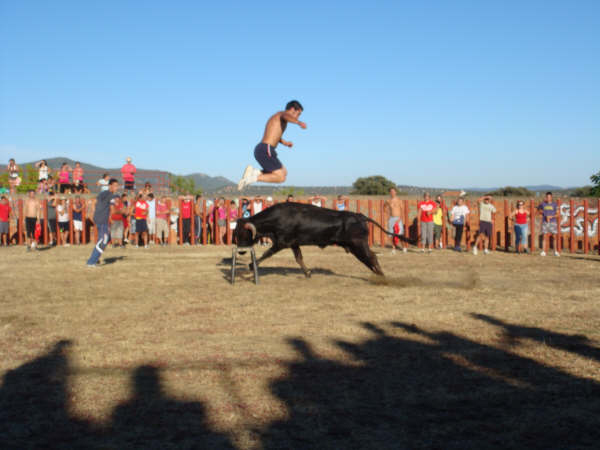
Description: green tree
xmin=169 ymin=175 xmax=203 ymax=196
xmin=485 ymin=186 xmax=534 ymax=197
xmin=590 ymin=171 xmax=600 ymax=197
xmin=351 ymin=175 xmax=397 ymax=195
xmin=276 ymin=187 xmax=305 ymax=197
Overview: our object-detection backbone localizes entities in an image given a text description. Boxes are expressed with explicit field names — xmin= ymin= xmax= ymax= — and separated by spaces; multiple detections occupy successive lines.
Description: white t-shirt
xmin=479 ymin=202 xmax=496 ymax=222
xmin=98 ymin=178 xmax=109 ymax=191
xmin=311 ymin=199 xmax=322 ymax=207
xmin=38 ymin=166 xmax=48 ymax=180
xmin=57 ymin=204 xmax=69 ymax=222
xmin=252 ymin=201 xmax=263 ymax=214
xmin=451 ymin=205 xmax=470 ymax=224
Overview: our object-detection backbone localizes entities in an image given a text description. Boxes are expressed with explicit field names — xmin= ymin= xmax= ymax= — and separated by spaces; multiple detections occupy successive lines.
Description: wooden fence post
xmin=403 ymin=199 xmax=409 ymax=250
xmin=226 ymin=202 xmax=231 ymax=245
xmin=81 ymin=201 xmax=87 ymax=244
xmin=441 ymin=200 xmax=447 ymax=249
xmin=202 ymin=199 xmax=207 ymax=245
xmin=504 ymin=199 xmax=509 ymax=252
xmin=530 ymin=199 xmax=536 ymax=255
xmin=569 ymin=199 xmax=575 ymax=253
xmin=368 ymin=200 xmax=373 ymax=246
xmin=18 ymin=199 xmax=24 ymax=245
xmin=43 ymin=199 xmax=48 ymax=245
xmin=178 ymin=198 xmax=183 ymax=245
xmin=379 ymin=199 xmax=385 ymax=247
xmin=190 ymin=200 xmax=196 ymax=246
xmin=583 ymin=199 xmax=589 ymax=254
xmin=68 ymin=199 xmax=74 ymax=245
xmin=597 ymin=198 xmax=600 ymax=255
xmin=556 ymin=199 xmax=562 ymax=253
xmin=465 ymin=200 xmax=471 ymax=252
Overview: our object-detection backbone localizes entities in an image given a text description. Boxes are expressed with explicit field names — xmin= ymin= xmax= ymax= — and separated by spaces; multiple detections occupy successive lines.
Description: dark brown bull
xmin=233 ymin=202 xmax=404 ymax=277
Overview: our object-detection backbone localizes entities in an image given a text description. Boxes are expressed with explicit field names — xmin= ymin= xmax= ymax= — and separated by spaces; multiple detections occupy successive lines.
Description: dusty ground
xmin=1 ymin=243 xmax=599 ymax=449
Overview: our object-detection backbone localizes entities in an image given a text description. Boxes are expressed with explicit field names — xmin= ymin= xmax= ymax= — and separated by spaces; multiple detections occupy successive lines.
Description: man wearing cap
xmin=86 ymin=178 xmax=120 ymax=267
xmin=121 ymin=157 xmax=137 ymax=193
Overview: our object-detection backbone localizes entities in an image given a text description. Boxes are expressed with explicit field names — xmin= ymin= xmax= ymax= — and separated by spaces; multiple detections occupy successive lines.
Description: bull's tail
xmin=364 ymin=217 xmax=409 ymax=242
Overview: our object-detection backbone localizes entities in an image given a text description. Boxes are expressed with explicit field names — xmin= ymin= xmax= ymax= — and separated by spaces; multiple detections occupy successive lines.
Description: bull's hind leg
xmin=349 ymin=241 xmax=384 ymax=276
xmin=292 ymin=245 xmax=311 ymax=278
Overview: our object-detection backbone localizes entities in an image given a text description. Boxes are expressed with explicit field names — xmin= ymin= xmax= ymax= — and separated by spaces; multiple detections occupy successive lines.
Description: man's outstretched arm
xmin=279 ymin=138 xmax=293 ymax=147
xmin=281 ymin=112 xmax=307 ymax=129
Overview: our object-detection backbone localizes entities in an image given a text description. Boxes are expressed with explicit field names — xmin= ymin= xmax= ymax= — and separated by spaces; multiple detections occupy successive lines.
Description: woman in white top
xmin=7 ymin=159 xmax=20 ymax=193
xmin=450 ymin=198 xmax=470 ymax=252
xmin=56 ymin=198 xmax=70 ymax=246
xmin=35 ymin=160 xmax=51 ymax=181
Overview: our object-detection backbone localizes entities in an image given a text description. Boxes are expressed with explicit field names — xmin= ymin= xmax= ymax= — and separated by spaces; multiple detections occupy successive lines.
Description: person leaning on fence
xmin=537 ymin=191 xmax=560 ymax=257
xmin=433 ymin=195 xmax=444 ymax=249
xmin=97 ymin=173 xmax=110 ymax=192
xmin=24 ymin=190 xmax=41 ymax=251
xmin=72 ymin=195 xmax=84 ymax=245
xmin=180 ymin=193 xmax=193 ymax=245
xmin=110 ymin=194 xmax=126 ymax=247
xmin=385 ymin=187 xmax=406 ymax=254
xmin=57 ymin=198 xmax=70 ymax=246
xmin=417 ymin=192 xmax=436 ymax=252
xmin=57 ymin=163 xmax=72 ymax=194
xmin=7 ymin=159 xmax=20 ymax=194
xmin=509 ymin=200 xmax=530 ymax=254
xmin=35 ymin=160 xmax=51 ymax=182
xmin=0 ymin=195 xmax=11 ymax=246
xmin=473 ymin=195 xmax=496 ymax=255
xmin=134 ymin=193 xmax=149 ymax=248
xmin=450 ymin=197 xmax=470 ymax=252
xmin=147 ymin=193 xmax=156 ymax=244
xmin=156 ymin=196 xmax=170 ymax=245
xmin=72 ymin=162 xmax=85 ymax=193
xmin=86 ymin=178 xmax=120 ymax=267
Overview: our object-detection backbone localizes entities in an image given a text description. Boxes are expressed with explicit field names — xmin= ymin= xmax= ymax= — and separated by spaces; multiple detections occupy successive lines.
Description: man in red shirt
xmin=417 ymin=192 xmax=436 ymax=252
xmin=121 ymin=157 xmax=137 ymax=193
xmin=156 ymin=196 xmax=170 ymax=245
xmin=179 ymin=194 xmax=193 ymax=245
xmin=0 ymin=195 xmax=11 ymax=246
xmin=134 ymin=193 xmax=149 ymax=248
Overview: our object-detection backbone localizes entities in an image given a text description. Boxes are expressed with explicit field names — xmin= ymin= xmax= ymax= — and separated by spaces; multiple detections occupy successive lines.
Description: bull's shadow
xmin=260 ymin=320 xmax=600 ymax=449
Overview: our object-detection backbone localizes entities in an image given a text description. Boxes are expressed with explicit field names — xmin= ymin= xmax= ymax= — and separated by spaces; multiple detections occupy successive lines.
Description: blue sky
xmin=1 ymin=1 xmax=598 ymax=188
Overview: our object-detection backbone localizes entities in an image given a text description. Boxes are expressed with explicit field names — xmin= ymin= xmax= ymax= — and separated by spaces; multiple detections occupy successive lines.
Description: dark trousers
xmin=454 ymin=224 xmax=464 ymax=248
xmin=182 ymin=218 xmax=191 ymax=244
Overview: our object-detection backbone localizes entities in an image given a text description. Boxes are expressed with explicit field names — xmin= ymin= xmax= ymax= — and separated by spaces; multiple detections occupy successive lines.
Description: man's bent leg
xmin=257 ymin=167 xmax=287 ymax=183
xmin=87 ymin=224 xmax=110 ymax=265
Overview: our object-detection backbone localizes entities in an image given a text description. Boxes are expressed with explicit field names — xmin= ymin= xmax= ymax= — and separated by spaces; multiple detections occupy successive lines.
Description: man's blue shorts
xmin=254 ymin=143 xmax=283 ymax=173
xmin=136 ymin=218 xmax=148 ymax=233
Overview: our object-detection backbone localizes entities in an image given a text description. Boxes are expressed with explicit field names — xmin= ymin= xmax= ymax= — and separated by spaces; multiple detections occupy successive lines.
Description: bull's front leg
xmin=292 ymin=245 xmax=311 ymax=278
xmin=251 ymin=244 xmax=281 ymax=270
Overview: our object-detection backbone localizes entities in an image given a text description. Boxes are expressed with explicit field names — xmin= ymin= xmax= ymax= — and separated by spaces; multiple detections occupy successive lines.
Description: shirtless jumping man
xmin=385 ymin=187 xmax=406 ymax=254
xmin=24 ymin=190 xmax=41 ymax=251
xmin=238 ymin=100 xmax=306 ymax=190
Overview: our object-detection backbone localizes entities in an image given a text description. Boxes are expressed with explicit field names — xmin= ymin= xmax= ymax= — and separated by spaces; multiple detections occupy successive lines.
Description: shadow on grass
xmin=103 ymin=256 xmax=126 ymax=265
xmin=0 ymin=341 xmax=234 ymax=449
xmin=260 ymin=320 xmax=600 ymax=449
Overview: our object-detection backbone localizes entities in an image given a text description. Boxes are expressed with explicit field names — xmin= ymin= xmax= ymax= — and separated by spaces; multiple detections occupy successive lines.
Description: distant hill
xmin=186 ymin=173 xmax=236 ymax=192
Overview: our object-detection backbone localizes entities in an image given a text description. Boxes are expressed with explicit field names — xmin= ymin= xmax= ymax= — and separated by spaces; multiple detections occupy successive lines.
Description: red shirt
xmin=135 ymin=200 xmax=148 ymax=219
xmin=156 ymin=201 xmax=169 ymax=220
xmin=417 ymin=200 xmax=436 ymax=222
xmin=111 ymin=199 xmax=124 ymax=220
xmin=181 ymin=201 xmax=192 ymax=219
xmin=121 ymin=163 xmax=136 ymax=182
xmin=515 ymin=211 xmax=528 ymax=225
xmin=0 ymin=202 xmax=10 ymax=222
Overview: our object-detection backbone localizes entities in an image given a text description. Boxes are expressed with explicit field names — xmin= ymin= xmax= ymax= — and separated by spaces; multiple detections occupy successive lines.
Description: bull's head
xmin=233 ymin=219 xmax=257 ymax=247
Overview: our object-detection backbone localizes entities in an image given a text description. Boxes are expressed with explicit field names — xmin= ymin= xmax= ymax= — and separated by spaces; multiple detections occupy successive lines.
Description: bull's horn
xmin=244 ymin=222 xmax=257 ymax=239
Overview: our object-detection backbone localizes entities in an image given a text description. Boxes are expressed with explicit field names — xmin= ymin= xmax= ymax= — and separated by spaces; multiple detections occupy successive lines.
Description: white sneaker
xmin=427 ymin=248 xmax=432 ymax=253
xmin=420 ymin=248 xmax=425 ymax=253
xmin=484 ymin=249 xmax=489 ymax=255
xmin=403 ymin=247 xmax=407 ymax=253
xmin=391 ymin=249 xmax=396 ymax=255
xmin=144 ymin=244 xmax=149 ymax=248
xmin=540 ymin=251 xmax=546 ymax=256
xmin=554 ymin=251 xmax=560 ymax=257
xmin=238 ymin=165 xmax=260 ymax=191
xmin=473 ymin=247 xmax=478 ymax=255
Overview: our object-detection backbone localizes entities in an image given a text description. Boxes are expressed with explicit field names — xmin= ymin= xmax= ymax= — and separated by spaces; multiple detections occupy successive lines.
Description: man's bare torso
xmin=261 ymin=112 xmax=287 ymax=148
xmin=387 ymin=197 xmax=403 ymax=217
xmin=24 ymin=198 xmax=39 ymax=218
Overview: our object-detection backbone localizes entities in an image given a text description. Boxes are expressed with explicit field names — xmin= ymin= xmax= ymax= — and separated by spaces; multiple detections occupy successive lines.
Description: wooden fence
xmin=5 ymin=197 xmax=600 ymax=255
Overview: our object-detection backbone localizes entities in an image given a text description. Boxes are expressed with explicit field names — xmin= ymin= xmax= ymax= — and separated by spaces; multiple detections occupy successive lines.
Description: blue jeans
xmin=87 ymin=223 xmax=110 ymax=265
xmin=514 ymin=224 xmax=528 ymax=248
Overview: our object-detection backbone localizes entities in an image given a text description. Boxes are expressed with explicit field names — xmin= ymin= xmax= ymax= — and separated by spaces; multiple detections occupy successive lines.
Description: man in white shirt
xmin=473 ymin=195 xmax=496 ymax=255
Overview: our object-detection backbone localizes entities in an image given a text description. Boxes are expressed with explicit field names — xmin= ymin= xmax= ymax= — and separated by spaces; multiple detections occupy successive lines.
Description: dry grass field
xmin=1 ymin=243 xmax=599 ymax=449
